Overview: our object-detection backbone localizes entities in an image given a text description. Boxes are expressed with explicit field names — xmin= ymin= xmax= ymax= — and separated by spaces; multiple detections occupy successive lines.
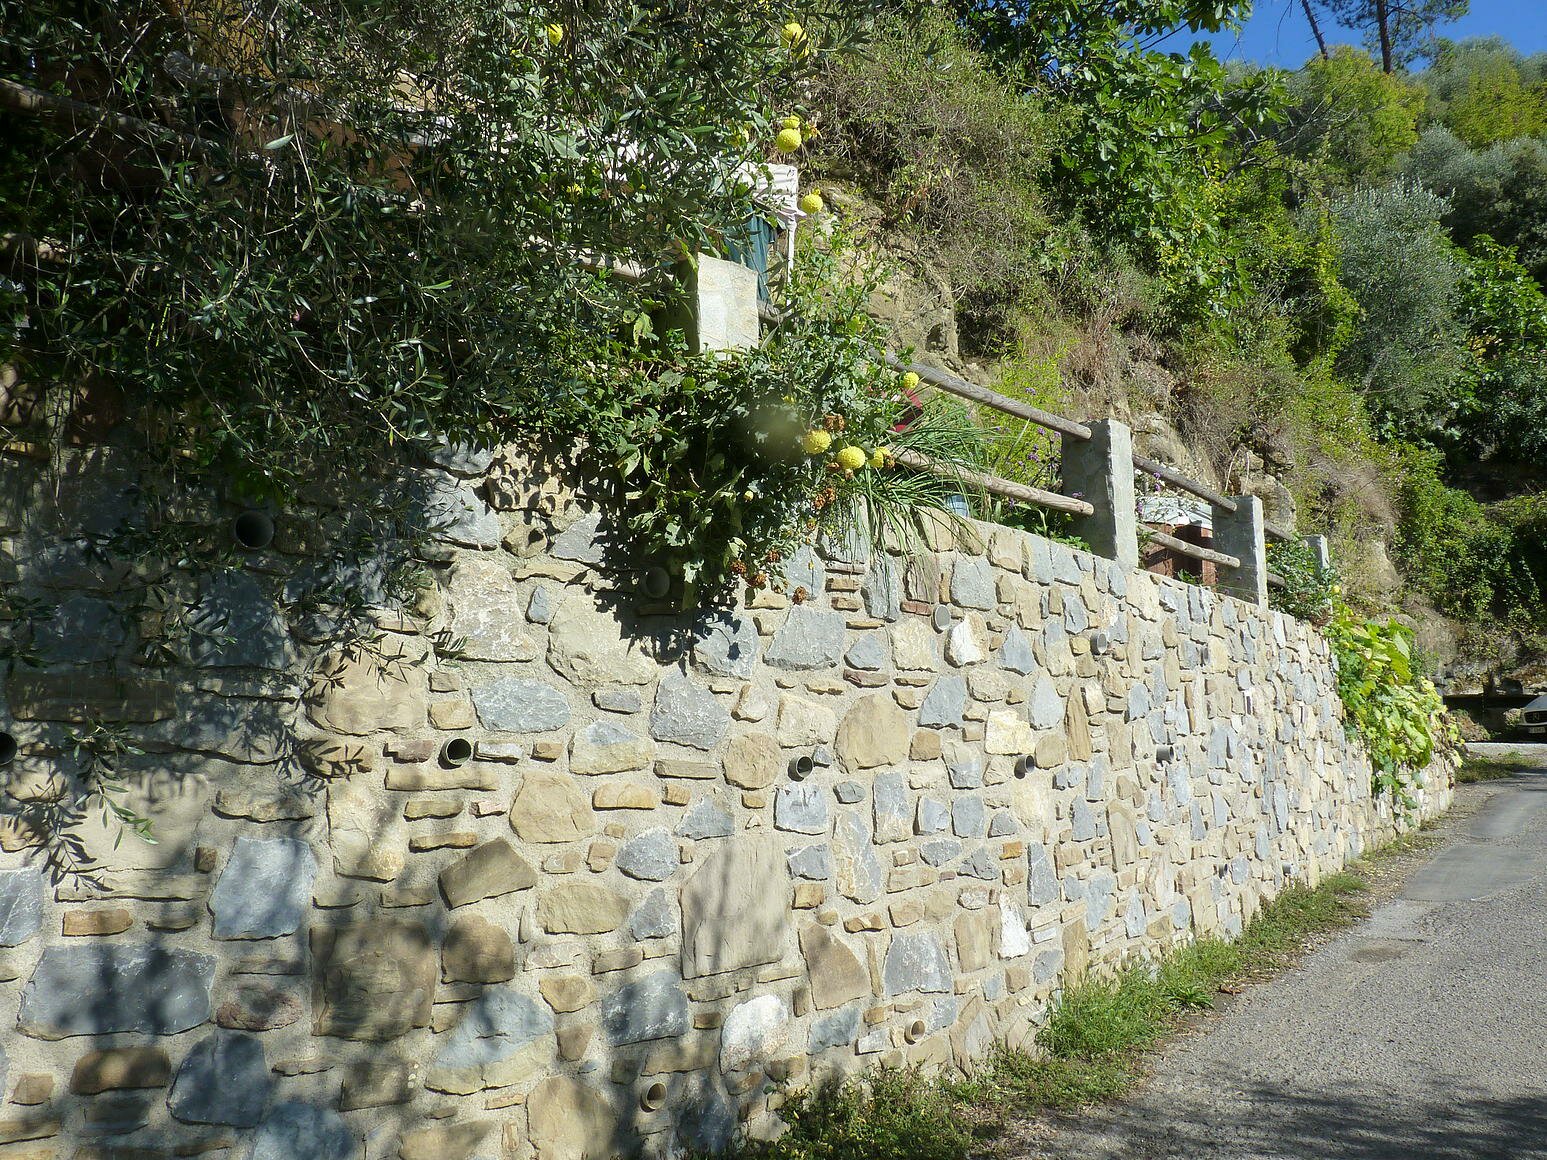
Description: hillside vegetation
xmin=802 ymin=6 xmax=1547 ymax=688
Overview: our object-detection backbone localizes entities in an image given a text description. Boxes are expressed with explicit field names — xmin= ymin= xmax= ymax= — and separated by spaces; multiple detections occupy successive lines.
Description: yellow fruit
xmin=781 ymin=21 xmax=805 ymax=48
xmin=545 ymin=23 xmax=564 ymax=46
xmin=781 ymin=115 xmax=803 ymax=130
xmin=835 ymin=446 xmax=867 ymax=471
xmin=869 ymin=447 xmax=887 ymax=469
xmin=901 ymin=371 xmax=921 ymax=391
xmin=775 ymin=127 xmax=803 ymax=153
xmin=801 ymin=429 xmax=833 ymax=455
xmin=798 ymin=190 xmax=825 ymax=215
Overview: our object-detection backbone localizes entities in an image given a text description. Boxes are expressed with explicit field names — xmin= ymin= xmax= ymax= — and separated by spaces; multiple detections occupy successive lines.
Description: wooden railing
xmin=746 ymin=286 xmax=1326 ymax=608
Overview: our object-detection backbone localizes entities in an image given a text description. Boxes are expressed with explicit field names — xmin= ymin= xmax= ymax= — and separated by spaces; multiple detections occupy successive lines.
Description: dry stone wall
xmin=0 ymin=446 xmax=1449 ymax=1160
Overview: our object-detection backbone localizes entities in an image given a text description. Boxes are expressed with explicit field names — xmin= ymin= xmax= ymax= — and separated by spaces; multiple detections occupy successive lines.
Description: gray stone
xmin=873 ymin=773 xmax=910 ymax=843
xmin=0 ymin=869 xmax=43 ymax=946
xmin=550 ymin=511 xmax=608 ymax=564
xmin=918 ymin=676 xmax=967 ymax=728
xmin=785 ymin=546 xmax=824 ymax=595
xmin=960 ymin=848 xmax=999 ymax=880
xmin=693 ymin=611 xmax=759 ymax=678
xmin=1029 ymin=675 xmax=1063 ymax=730
xmin=999 ymin=624 xmax=1035 ymax=675
xmin=209 ymin=837 xmax=316 ymax=940
xmin=810 ymin=1007 xmax=861 ymax=1052
xmin=680 ymin=1090 xmax=738 ymax=1154
xmin=951 ymin=556 xmax=997 ymax=610
xmin=920 ymin=839 xmax=962 ymax=867
xmin=168 ymin=1030 xmax=271 ymax=1127
xmin=988 ymin=811 xmax=1018 ymax=838
xmin=432 ymin=986 xmax=553 ymax=1072
xmin=947 ymin=756 xmax=984 ymax=790
xmin=601 ymin=973 xmax=690 ymax=1044
xmin=425 ymin=439 xmax=494 ymax=476
xmin=952 ymin=797 xmax=987 ymax=839
xmin=629 ymin=889 xmax=676 ymax=940
xmin=594 ymin=686 xmax=643 ymax=714
xmin=883 ymin=932 xmax=952 ymax=995
xmin=1124 ymin=891 xmax=1146 ymax=939
xmin=915 ymin=798 xmax=950 ymax=835
xmin=720 ymin=994 xmax=791 ymax=1072
xmin=1033 ymin=948 xmax=1063 ymax=985
xmin=189 ymin=574 xmax=292 ymax=669
xmin=528 ymin=585 xmax=558 ymax=624
xmin=775 ymin=784 xmax=830 ymax=835
xmin=786 ymin=846 xmax=832 ymax=880
xmin=765 ymin=607 xmax=847 ymax=671
xmin=833 ymin=813 xmax=884 ymax=904
xmin=862 ymin=556 xmax=902 ymax=621
xmin=835 ymin=781 xmax=865 ymax=804
xmin=650 ymin=672 xmax=729 ymax=750
xmin=614 ymin=827 xmax=679 ymax=881
xmin=20 ymin=944 xmax=216 ymax=1037
xmin=36 ymin=595 xmax=124 ymax=663
xmin=419 ymin=471 xmax=502 ymax=547
xmin=252 ymin=1101 xmax=357 ymax=1160
xmin=678 ymin=799 xmax=734 ymax=840
xmin=471 ymin=676 xmax=571 ymax=733
xmin=1064 ymin=598 xmax=1090 ymax=633
xmin=1071 ymin=800 xmax=1097 ymax=842
xmin=845 ymin=633 xmax=889 ymax=672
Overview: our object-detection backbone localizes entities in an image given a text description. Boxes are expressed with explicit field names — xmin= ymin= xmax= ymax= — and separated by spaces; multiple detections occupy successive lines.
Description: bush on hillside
xmin=810 ymin=10 xmax=1063 ymax=347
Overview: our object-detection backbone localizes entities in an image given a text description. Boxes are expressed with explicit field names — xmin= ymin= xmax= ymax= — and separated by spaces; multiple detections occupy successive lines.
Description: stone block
xmin=835 ymin=695 xmax=910 ymax=770
xmin=70 ymin=1047 xmax=171 ymax=1094
xmin=443 ymin=914 xmax=517 ymax=983
xmin=569 ymin=720 xmax=654 ymax=775
xmin=438 ymin=839 xmax=537 ymax=908
xmin=470 ymin=676 xmax=572 ymax=733
xmin=766 ymin=608 xmax=846 ymax=671
xmin=510 ymin=770 xmax=595 ymax=844
xmin=539 ymin=882 xmax=629 ymax=935
xmin=167 ymin=1030 xmax=271 ymax=1127
xmin=311 ymin=921 xmax=436 ymax=1041
xmin=546 ymin=592 xmax=656 ymax=686
xmin=650 ymin=672 xmax=729 ymax=750
xmin=799 ymin=925 xmax=870 ymax=1011
xmin=601 ymin=972 xmax=690 ymax=1044
xmin=681 ymin=837 xmax=789 ymax=978
xmin=251 ymin=1100 xmax=357 ymax=1160
xmin=20 ymin=944 xmax=215 ymax=1038
xmin=210 ymin=836 xmax=316 ymax=940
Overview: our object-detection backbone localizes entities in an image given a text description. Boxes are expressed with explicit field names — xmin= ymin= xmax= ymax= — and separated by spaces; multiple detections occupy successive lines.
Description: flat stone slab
xmin=168 ymin=1030 xmax=272 ymax=1127
xmin=20 ymin=944 xmax=217 ymax=1038
xmin=209 ymin=837 xmax=316 ymax=940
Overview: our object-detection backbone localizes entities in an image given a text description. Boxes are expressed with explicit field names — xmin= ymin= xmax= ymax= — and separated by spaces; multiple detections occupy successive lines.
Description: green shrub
xmin=1324 ymin=601 xmax=1460 ymax=803
xmin=743 ymin=1067 xmax=974 ymax=1160
xmin=1326 ymin=182 xmax=1466 ymax=441
xmin=810 ymin=9 xmax=1063 ymax=345
xmin=1268 ymin=540 xmax=1337 ymax=624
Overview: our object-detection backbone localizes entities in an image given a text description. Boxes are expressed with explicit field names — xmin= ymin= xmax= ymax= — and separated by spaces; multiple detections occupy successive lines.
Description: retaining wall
xmin=0 ymin=445 xmax=1449 ymax=1159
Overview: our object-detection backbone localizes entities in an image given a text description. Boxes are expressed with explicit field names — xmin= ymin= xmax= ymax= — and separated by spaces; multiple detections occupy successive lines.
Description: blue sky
xmin=1203 ymin=0 xmax=1547 ymax=67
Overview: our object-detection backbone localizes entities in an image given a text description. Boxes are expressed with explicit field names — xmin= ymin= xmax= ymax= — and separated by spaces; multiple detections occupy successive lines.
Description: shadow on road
xmin=1044 ymin=1079 xmax=1547 ymax=1159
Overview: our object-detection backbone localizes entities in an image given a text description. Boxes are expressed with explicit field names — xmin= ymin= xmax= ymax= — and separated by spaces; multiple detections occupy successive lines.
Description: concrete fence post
xmin=670 ymin=254 xmax=760 ymax=354
xmin=1061 ymin=419 xmax=1138 ymax=572
xmin=1303 ymin=533 xmax=1332 ymax=573
xmin=1215 ymin=494 xmax=1268 ymax=606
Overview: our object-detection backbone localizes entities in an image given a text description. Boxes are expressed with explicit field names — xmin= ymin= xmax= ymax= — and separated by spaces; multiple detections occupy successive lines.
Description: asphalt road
xmin=1027 ymin=745 xmax=1547 ymax=1160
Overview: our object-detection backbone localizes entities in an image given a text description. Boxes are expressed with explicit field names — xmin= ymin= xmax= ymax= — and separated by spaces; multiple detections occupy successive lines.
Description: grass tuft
xmin=1456 ymin=752 xmax=1537 ymax=783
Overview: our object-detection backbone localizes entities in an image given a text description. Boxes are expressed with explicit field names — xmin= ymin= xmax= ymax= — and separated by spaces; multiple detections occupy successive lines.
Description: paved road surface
xmin=1027 ymin=745 xmax=1547 ymax=1160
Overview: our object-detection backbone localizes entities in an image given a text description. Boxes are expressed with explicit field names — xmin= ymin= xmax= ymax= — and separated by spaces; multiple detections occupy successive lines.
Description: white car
xmin=1525 ymin=694 xmax=1547 ymax=737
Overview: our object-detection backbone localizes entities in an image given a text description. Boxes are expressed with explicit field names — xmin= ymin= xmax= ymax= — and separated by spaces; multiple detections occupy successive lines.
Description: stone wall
xmin=0 ymin=445 xmax=1449 ymax=1160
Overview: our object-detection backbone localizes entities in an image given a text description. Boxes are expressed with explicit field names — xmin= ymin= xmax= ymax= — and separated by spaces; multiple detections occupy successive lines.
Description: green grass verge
xmin=733 ymin=871 xmax=1373 ymax=1160
xmin=1456 ymin=752 xmax=1538 ymax=783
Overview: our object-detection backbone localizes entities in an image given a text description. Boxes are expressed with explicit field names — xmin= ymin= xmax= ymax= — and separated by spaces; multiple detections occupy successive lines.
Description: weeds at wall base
xmin=730 ymin=870 xmax=1377 ymax=1160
